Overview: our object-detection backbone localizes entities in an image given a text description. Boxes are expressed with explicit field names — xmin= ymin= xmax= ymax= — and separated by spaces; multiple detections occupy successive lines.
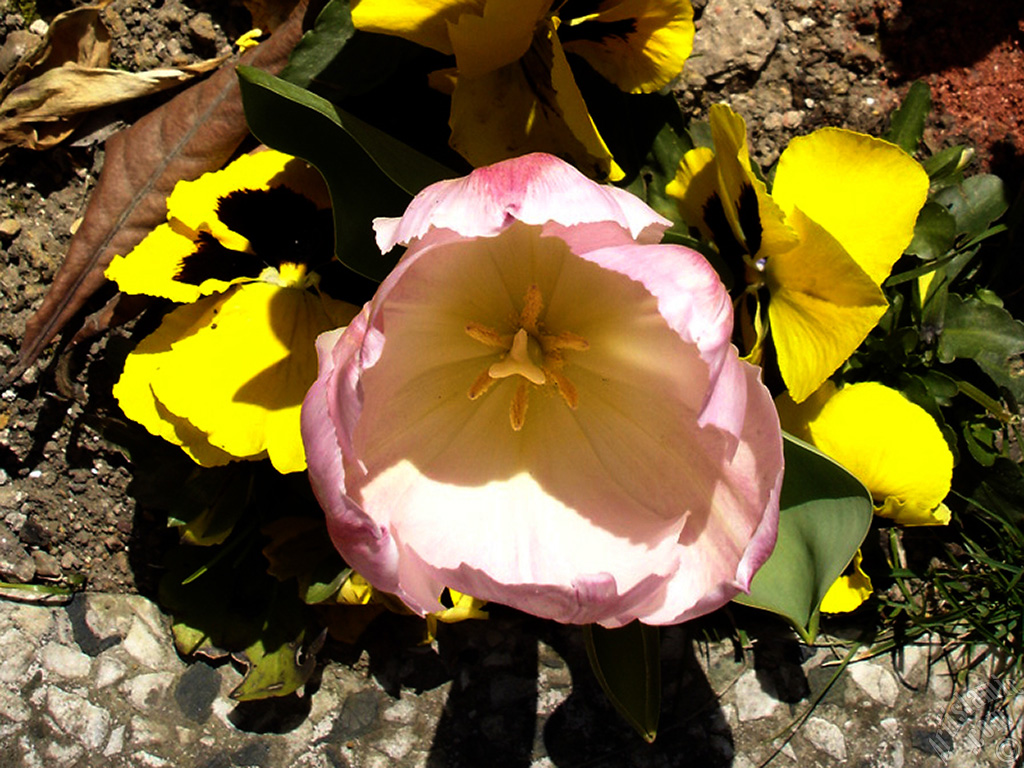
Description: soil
xmin=0 ymin=0 xmax=1022 ymax=598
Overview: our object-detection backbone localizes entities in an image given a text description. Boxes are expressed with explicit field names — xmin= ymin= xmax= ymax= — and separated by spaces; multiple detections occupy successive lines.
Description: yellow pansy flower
xmin=667 ymin=104 xmax=929 ymax=402
xmin=106 ymin=150 xmax=360 ymax=474
xmin=777 ymin=381 xmax=953 ymax=526
xmin=350 ymin=0 xmax=694 ymax=180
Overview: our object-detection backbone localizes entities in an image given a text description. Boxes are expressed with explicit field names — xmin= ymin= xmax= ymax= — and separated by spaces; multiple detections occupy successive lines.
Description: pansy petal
xmin=449 ymin=20 xmax=623 ymax=182
xmin=166 ymin=150 xmax=299 ymax=253
xmin=151 ymin=283 xmax=359 ymax=474
xmin=820 ymin=549 xmax=873 ymax=613
xmin=448 ymin=0 xmax=552 ymax=76
xmin=665 ymin=146 xmax=718 ymax=239
xmin=106 ymin=222 xmax=212 ymax=303
xmin=374 ymin=152 xmax=668 ymax=253
xmin=771 ymin=128 xmax=929 ymax=285
xmin=767 ymin=207 xmax=888 ymax=402
xmin=560 ymin=0 xmax=694 ymax=94
xmin=350 ymin=0 xmax=481 ymax=55
xmin=777 ymin=382 xmax=953 ymax=525
xmin=112 ymin=298 xmax=243 ymax=466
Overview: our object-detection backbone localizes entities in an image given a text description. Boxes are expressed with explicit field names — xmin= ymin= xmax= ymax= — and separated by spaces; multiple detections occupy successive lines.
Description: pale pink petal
xmin=373 ymin=153 xmax=671 ymax=253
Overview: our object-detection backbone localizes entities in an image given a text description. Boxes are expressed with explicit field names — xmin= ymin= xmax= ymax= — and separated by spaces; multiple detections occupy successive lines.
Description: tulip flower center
xmin=465 ymin=283 xmax=589 ymax=431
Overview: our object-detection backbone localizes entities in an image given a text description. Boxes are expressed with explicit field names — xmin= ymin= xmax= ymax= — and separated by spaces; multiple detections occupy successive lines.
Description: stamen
xmin=465 ymin=321 xmax=509 ymax=348
xmin=489 ymin=329 xmax=546 ymax=385
xmin=542 ymin=331 xmax=589 ymax=352
xmin=550 ymin=371 xmax=579 ymax=409
xmin=520 ymin=284 xmax=544 ymax=332
xmin=468 ymin=368 xmax=497 ymax=400
xmin=510 ymin=381 xmax=529 ymax=431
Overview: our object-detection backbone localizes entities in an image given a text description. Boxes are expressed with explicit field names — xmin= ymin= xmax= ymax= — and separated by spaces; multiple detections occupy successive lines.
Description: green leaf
xmin=733 ymin=435 xmax=874 ymax=641
xmin=884 ymin=80 xmax=931 ymax=155
xmin=933 ymin=174 xmax=1009 ymax=240
xmin=907 ymin=201 xmax=957 ymax=260
xmin=922 ymin=145 xmax=971 ymax=183
xmin=625 ymin=118 xmax=692 ymax=224
xmin=237 ymin=67 xmax=455 ymax=280
xmin=278 ymin=0 xmax=355 ymax=89
xmin=937 ymin=293 xmax=1024 ymax=365
xmin=583 ymin=622 xmax=661 ymax=742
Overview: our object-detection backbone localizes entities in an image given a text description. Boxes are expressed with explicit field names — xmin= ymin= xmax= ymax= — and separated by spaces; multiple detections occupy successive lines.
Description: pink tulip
xmin=302 ymin=153 xmax=783 ymax=627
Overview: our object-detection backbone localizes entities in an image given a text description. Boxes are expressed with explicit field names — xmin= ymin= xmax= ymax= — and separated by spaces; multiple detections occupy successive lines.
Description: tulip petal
xmin=150 ymin=283 xmax=358 ymax=473
xmin=777 ymin=382 xmax=953 ymax=526
xmin=767 ymin=207 xmax=888 ymax=402
xmin=770 ymin=128 xmax=929 ymax=285
xmin=373 ymin=152 xmax=668 ymax=253
xmin=350 ymin=0 xmax=481 ymax=55
xmin=560 ymin=0 xmax=695 ymax=94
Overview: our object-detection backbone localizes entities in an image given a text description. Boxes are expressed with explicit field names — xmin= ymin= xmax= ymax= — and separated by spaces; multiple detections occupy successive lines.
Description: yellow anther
xmin=520 ymin=284 xmax=544 ymax=332
xmin=465 ymin=322 xmax=509 ymax=348
xmin=542 ymin=331 xmax=589 ymax=352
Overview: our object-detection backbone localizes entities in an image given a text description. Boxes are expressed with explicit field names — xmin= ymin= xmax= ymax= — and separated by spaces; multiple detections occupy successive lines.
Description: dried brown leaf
xmin=0 ymin=1 xmax=113 ymax=103
xmin=242 ymin=0 xmax=303 ymax=33
xmin=0 ymin=58 xmax=228 ymax=153
xmin=5 ymin=1 xmax=307 ymax=384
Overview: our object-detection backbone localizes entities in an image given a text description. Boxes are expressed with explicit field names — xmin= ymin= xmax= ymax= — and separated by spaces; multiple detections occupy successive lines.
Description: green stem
xmin=956 ymin=379 xmax=1014 ymax=422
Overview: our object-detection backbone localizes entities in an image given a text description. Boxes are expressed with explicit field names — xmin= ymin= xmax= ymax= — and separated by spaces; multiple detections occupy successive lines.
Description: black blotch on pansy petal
xmin=703 ymin=192 xmax=747 ymax=266
xmin=736 ymin=183 xmax=763 ymax=257
xmin=217 ymin=187 xmax=335 ymax=271
xmin=558 ymin=17 xmax=638 ymax=44
xmin=175 ymin=232 xmax=265 ymax=285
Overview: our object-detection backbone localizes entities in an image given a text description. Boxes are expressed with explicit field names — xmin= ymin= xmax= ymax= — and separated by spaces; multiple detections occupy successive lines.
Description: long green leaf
xmin=237 ymin=67 xmax=455 ymax=280
xmin=583 ymin=622 xmax=661 ymax=742
xmin=884 ymin=80 xmax=931 ymax=155
xmin=733 ymin=435 xmax=874 ymax=641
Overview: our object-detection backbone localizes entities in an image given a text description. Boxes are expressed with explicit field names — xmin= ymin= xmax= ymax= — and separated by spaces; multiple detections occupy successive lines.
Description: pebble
xmin=0 ymin=520 xmax=35 ymax=583
xmin=849 ymin=661 xmax=900 ymax=707
xmin=802 ymin=716 xmax=847 ymax=760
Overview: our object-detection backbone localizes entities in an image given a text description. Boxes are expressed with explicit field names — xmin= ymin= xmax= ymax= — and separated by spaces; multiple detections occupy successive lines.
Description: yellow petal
xmin=338 ymin=572 xmax=375 ymax=605
xmin=166 ymin=149 xmax=297 ymax=254
xmin=149 ymin=283 xmax=359 ymax=474
xmin=771 ymin=128 xmax=929 ymax=286
xmin=434 ymin=590 xmax=489 ymax=623
xmin=820 ymin=550 xmax=873 ymax=613
xmin=448 ymin=0 xmax=551 ymax=77
xmin=449 ymin=19 xmax=622 ymax=180
xmin=350 ymin=0 xmax=482 ymax=54
xmin=767 ymin=207 xmax=888 ymax=402
xmin=113 ymin=298 xmax=246 ymax=466
xmin=778 ymin=382 xmax=953 ymax=526
xmin=560 ymin=0 xmax=694 ymax=94
xmin=105 ymin=221 xmax=224 ymax=303
xmin=665 ymin=145 xmax=717 ymax=238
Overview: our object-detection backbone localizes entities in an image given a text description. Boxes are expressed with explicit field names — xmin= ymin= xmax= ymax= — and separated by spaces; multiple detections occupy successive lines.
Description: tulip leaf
xmin=907 ymin=202 xmax=956 ymax=260
xmin=733 ymin=434 xmax=873 ymax=642
xmin=583 ymin=622 xmax=661 ymax=742
xmin=237 ymin=67 xmax=455 ymax=280
xmin=884 ymin=80 xmax=931 ymax=155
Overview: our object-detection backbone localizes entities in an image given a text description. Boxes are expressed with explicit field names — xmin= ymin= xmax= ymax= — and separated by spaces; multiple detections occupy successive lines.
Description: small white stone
xmin=377 ymin=728 xmax=417 ymax=760
xmin=130 ymin=715 xmax=170 ymax=747
xmin=849 ymin=662 xmax=899 ymax=707
xmin=133 ymin=751 xmax=172 ymax=767
xmin=28 ymin=470 xmax=42 ymax=479
xmin=122 ymin=671 xmax=174 ymax=711
xmin=123 ymin=617 xmax=169 ymax=669
xmin=94 ymin=656 xmax=127 ymax=688
xmin=40 ymin=643 xmax=92 ymax=679
xmin=382 ymin=696 xmax=416 ymax=722
xmin=0 ymin=687 xmax=30 ymax=722
xmin=802 ymin=716 xmax=847 ymax=761
xmin=103 ymin=724 xmax=125 ymax=756
xmin=44 ymin=739 xmax=83 ymax=766
xmin=45 ymin=687 xmax=110 ymax=750
xmin=880 ymin=717 xmax=899 ymax=736
xmin=28 ymin=18 xmax=49 ymax=35
xmin=733 ymin=670 xmax=779 ymax=721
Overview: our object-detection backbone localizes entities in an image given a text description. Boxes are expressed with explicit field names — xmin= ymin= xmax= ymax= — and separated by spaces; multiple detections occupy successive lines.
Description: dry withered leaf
xmin=0 ymin=58 xmax=228 ymax=154
xmin=242 ymin=0 xmax=303 ymax=33
xmin=0 ymin=0 xmax=114 ymax=104
xmin=5 ymin=1 xmax=308 ymax=384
